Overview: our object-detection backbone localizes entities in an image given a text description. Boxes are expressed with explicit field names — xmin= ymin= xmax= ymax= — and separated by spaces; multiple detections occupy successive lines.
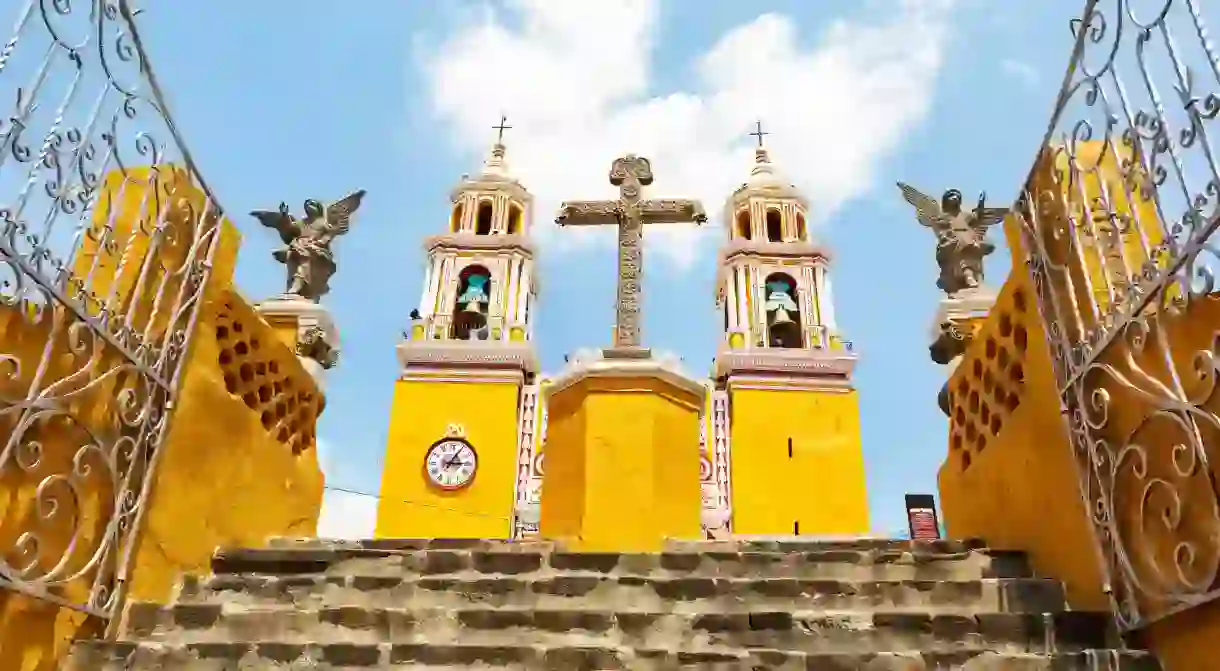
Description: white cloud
xmin=315 ymin=437 xmax=377 ymax=539
xmin=318 ymin=489 xmax=378 ymax=539
xmin=421 ymin=0 xmax=957 ymax=270
xmin=1000 ymin=58 xmax=1039 ymax=88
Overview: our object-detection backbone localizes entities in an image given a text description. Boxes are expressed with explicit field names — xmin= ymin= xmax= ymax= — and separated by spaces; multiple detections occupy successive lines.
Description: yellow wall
xmin=124 ymin=288 xmax=325 ymax=604
xmin=937 ymin=142 xmax=1220 ymax=669
xmin=936 ymin=270 xmax=1109 ymax=611
xmin=541 ymin=376 xmax=703 ymax=552
xmin=538 ymin=387 xmax=584 ymax=541
xmin=375 ymin=378 xmax=521 ymax=539
xmin=728 ymin=387 xmax=870 ymax=536
xmin=1132 ymin=296 xmax=1220 ymax=670
xmin=0 ymin=168 xmax=324 ymax=671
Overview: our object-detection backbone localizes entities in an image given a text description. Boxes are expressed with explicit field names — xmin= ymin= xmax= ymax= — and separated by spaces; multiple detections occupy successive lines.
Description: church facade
xmin=375 ymin=139 xmax=870 ymax=544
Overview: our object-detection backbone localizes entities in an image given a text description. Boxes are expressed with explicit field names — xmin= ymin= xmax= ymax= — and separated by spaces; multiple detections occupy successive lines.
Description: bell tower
xmin=376 ymin=125 xmax=539 ymax=539
xmin=710 ymin=129 xmax=870 ymax=537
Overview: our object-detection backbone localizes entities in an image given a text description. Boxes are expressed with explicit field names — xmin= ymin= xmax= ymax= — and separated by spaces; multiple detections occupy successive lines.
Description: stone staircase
xmin=68 ymin=538 xmax=1159 ymax=670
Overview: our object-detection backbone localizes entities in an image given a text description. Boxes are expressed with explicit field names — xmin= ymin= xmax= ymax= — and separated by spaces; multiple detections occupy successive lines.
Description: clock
xmin=424 ymin=438 xmax=478 ymax=490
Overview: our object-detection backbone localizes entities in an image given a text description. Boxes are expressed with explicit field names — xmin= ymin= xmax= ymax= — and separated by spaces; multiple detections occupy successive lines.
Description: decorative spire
xmin=481 ymin=142 xmax=510 ymax=177
xmin=477 ymin=114 xmax=514 ymax=180
xmin=746 ymin=120 xmax=779 ymax=185
xmin=750 ymin=145 xmax=776 ymax=180
xmin=729 ymin=120 xmax=802 ymax=205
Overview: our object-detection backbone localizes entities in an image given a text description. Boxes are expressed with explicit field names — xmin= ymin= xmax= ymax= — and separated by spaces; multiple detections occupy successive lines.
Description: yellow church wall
xmin=0 ymin=168 xmax=324 ymax=671
xmin=537 ymin=387 xmax=584 ymax=541
xmin=541 ymin=376 xmax=702 ymax=551
xmin=1048 ymin=140 xmax=1167 ymax=317
xmin=375 ymin=378 xmax=521 ymax=539
xmin=123 ymin=287 xmax=326 ymax=604
xmin=936 ymin=271 xmax=1109 ymax=612
xmin=1130 ymin=295 xmax=1220 ymax=670
xmin=939 ymin=143 xmax=1220 ymax=669
xmin=0 ymin=296 xmax=112 ymax=671
xmin=728 ymin=387 xmax=870 ymax=536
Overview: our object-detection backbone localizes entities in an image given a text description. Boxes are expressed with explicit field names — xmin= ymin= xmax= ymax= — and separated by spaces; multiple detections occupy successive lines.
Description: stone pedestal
xmin=540 ymin=349 xmax=704 ymax=552
xmin=930 ymin=288 xmax=996 ymax=413
xmin=255 ymin=295 xmax=339 ymax=388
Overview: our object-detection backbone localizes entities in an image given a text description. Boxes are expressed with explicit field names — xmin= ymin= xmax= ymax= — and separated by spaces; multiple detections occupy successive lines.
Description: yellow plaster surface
xmin=938 ymin=143 xmax=1220 ymax=669
xmin=125 ymin=289 xmax=325 ymax=605
xmin=540 ymin=375 xmax=702 ymax=552
xmin=729 ymin=387 xmax=869 ymax=536
xmin=0 ymin=170 xmax=322 ymax=671
xmin=376 ymin=379 xmax=521 ymax=539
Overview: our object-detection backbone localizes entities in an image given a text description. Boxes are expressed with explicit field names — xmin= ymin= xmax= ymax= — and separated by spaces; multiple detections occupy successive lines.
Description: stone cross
xmin=556 ymin=155 xmax=707 ymax=350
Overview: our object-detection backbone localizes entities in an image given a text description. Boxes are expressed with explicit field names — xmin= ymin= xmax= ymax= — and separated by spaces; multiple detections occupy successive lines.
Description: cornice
xmin=718 ymin=238 xmax=832 ymax=265
xmin=727 ymin=181 xmax=808 ymax=205
xmin=545 ymin=348 xmax=708 ymax=400
xmin=727 ymin=374 xmax=855 ymax=392
xmin=399 ymin=366 xmax=524 ymax=385
xmin=449 ymin=178 xmax=531 ymax=204
xmin=424 ymin=232 xmax=536 ymax=256
xmin=396 ymin=339 xmax=538 ymax=374
xmin=713 ymin=345 xmax=857 ymax=380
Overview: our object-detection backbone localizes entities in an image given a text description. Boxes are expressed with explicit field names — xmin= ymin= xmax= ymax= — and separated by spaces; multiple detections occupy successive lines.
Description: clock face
xmin=424 ymin=439 xmax=478 ymax=490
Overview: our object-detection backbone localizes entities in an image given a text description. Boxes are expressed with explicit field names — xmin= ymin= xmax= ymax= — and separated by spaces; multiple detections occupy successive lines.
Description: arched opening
xmin=507 ymin=204 xmax=523 ymax=234
xmin=795 ymin=212 xmax=807 ymax=242
xmin=763 ymin=272 xmax=802 ymax=348
xmin=453 ymin=265 xmax=492 ymax=340
xmin=735 ymin=210 xmax=752 ymax=240
xmin=765 ymin=209 xmax=783 ymax=242
xmin=450 ymin=203 xmax=464 ymax=233
xmin=475 ymin=201 xmax=494 ymax=235
xmin=723 ymin=301 xmax=730 ymax=331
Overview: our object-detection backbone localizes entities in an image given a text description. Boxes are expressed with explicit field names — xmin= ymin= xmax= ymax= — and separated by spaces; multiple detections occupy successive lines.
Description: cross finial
xmin=493 ymin=114 xmax=512 ymax=144
xmin=749 ymin=120 xmax=769 ymax=148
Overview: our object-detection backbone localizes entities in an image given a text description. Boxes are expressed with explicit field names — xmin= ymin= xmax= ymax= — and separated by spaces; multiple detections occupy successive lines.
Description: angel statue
xmin=251 ymin=190 xmax=367 ymax=302
xmin=896 ymin=183 xmax=1008 ymax=297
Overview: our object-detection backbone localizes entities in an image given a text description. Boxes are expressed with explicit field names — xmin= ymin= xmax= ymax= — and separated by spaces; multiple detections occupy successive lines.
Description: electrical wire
xmin=322 ymin=484 xmax=514 ymax=521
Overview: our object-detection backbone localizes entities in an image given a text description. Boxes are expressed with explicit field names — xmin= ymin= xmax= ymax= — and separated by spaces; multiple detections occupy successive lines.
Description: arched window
xmin=765 ymin=210 xmax=783 ymax=242
xmin=450 ymin=203 xmax=464 ymax=233
xmin=453 ymin=265 xmax=492 ymax=340
xmin=735 ymin=210 xmax=751 ymax=240
xmin=795 ymin=212 xmax=807 ymax=242
xmin=475 ymin=201 xmax=494 ymax=235
xmin=507 ymin=204 xmax=523 ymax=234
xmin=763 ymin=272 xmax=802 ymax=348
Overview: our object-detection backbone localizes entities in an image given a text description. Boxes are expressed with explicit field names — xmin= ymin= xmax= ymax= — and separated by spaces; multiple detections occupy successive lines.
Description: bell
xmin=770 ymin=308 xmax=792 ymax=325
xmin=463 ymin=300 xmax=484 ymax=315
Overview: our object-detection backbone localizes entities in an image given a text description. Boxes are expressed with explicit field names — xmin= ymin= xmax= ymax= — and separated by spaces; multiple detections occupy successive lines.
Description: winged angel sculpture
xmin=251 ymin=190 xmax=367 ymax=302
xmin=897 ymin=183 xmax=1008 ymax=297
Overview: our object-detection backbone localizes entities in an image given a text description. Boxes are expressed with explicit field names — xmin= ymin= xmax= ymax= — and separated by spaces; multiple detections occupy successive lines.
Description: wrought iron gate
xmin=0 ymin=0 xmax=220 ymax=620
xmin=1020 ymin=0 xmax=1220 ymax=631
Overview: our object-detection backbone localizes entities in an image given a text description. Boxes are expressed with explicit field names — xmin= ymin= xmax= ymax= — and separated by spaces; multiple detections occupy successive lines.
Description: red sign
xmin=905 ymin=494 xmax=941 ymax=540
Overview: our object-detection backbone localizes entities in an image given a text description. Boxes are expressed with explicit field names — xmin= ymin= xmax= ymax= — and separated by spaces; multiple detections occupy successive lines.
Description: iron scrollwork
xmin=0 ymin=0 xmax=221 ymax=620
xmin=1018 ymin=0 xmax=1220 ymax=632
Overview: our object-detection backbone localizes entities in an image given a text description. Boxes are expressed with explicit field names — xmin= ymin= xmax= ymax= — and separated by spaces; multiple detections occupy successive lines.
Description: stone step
xmin=174 ymin=571 xmax=1067 ymax=614
xmin=67 ymin=640 xmax=1161 ymax=670
xmin=210 ymin=545 xmax=1032 ymax=583
xmin=267 ymin=536 xmax=992 ymax=555
xmin=119 ymin=603 xmax=1114 ymax=654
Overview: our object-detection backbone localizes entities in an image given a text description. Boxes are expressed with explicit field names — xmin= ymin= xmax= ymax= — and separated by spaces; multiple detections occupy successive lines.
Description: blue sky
xmin=127 ymin=0 xmax=1075 ymax=538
